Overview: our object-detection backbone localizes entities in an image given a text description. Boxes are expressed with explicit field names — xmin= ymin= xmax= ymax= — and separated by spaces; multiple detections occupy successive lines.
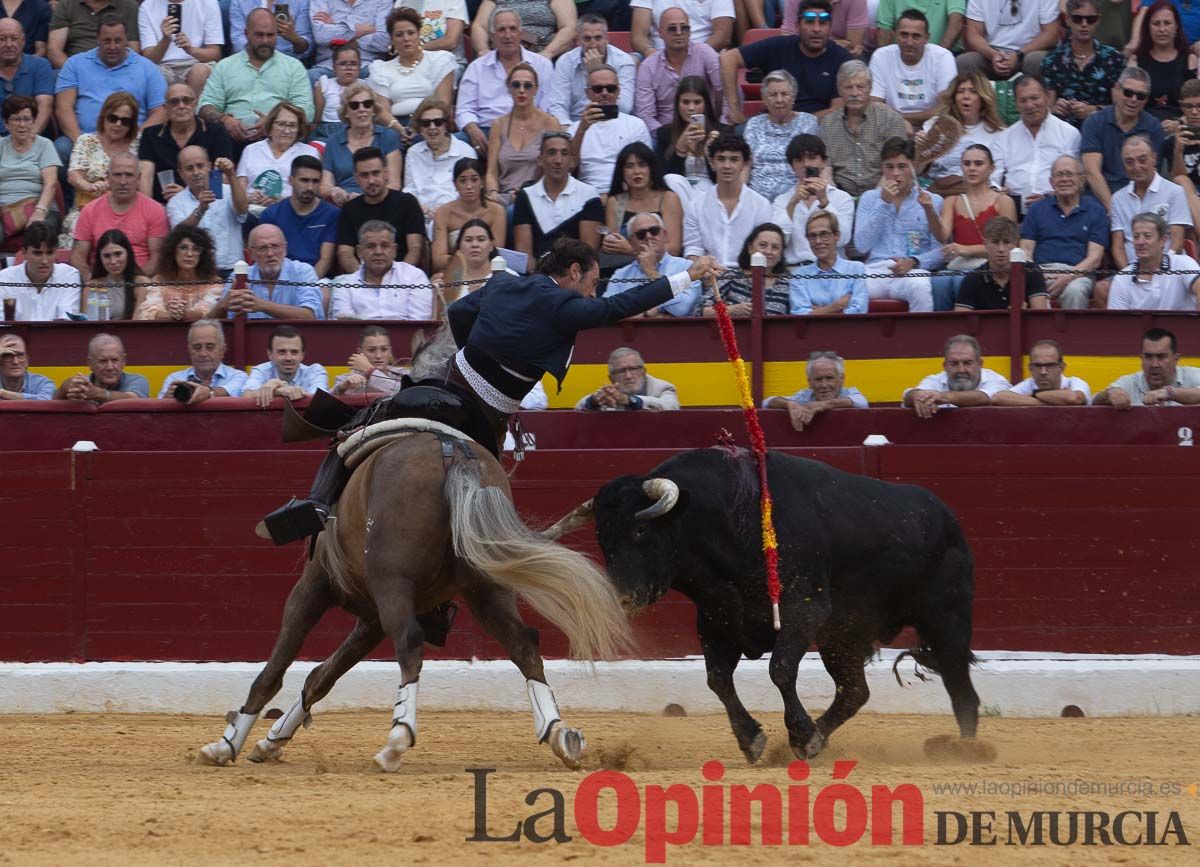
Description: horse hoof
xmin=373 ymin=747 xmax=406 ymax=773
xmin=744 ymin=731 xmax=767 ymax=764
xmin=247 ymin=739 xmax=284 ymax=763
xmin=196 ymin=741 xmax=234 ymax=766
xmin=792 ymin=731 xmax=825 ymax=760
xmin=550 ymin=725 xmax=586 ymax=770
xmin=924 ymin=734 xmax=997 ymax=763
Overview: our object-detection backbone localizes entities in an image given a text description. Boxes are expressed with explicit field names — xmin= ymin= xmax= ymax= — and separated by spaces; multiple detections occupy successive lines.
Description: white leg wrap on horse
xmin=527 ymin=679 xmax=561 ymax=743
xmin=390 ymin=681 xmax=418 ymax=744
xmin=266 ymin=696 xmax=312 ymax=745
xmin=198 ymin=710 xmax=258 ymax=765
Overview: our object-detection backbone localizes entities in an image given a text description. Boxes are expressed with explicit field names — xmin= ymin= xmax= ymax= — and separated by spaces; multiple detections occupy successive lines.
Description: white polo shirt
xmin=0 ymin=263 xmax=82 ymax=320
xmin=330 ymin=262 xmax=434 ymax=320
xmin=523 ymin=176 xmax=600 ymax=232
xmin=1108 ymin=253 xmax=1200 ymax=311
xmin=683 ymin=183 xmax=774 ymax=267
xmin=1110 ymin=174 xmax=1194 ymax=263
xmin=904 ymin=368 xmax=1013 ymax=406
xmin=1009 ymin=375 xmax=1093 ymax=403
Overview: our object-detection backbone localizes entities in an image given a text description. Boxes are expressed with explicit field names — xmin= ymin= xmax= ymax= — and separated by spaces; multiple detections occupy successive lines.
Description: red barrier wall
xmin=3 ymin=406 xmax=1199 ymax=662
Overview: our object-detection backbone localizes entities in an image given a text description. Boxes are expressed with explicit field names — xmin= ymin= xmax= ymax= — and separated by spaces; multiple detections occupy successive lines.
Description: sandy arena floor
xmin=0 ymin=710 xmax=1196 ymax=866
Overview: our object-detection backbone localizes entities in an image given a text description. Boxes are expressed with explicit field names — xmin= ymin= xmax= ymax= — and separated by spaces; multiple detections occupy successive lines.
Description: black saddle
xmin=379 ymin=379 xmax=501 ymax=458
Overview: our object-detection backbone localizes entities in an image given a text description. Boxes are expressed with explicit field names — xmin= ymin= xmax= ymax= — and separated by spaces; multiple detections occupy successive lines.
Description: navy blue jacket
xmin=448 ymin=271 xmax=675 ymax=390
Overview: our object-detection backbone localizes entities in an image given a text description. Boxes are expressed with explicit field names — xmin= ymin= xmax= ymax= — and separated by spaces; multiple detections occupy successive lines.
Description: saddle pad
xmin=337 ymin=417 xmax=476 ymax=469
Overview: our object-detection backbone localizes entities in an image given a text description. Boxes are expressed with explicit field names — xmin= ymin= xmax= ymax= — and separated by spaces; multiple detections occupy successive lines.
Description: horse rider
xmin=259 ymin=238 xmax=720 ymax=546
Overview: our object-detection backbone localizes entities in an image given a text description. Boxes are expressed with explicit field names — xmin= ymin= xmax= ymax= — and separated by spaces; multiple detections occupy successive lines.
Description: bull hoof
xmin=549 ymin=724 xmax=586 ymax=770
xmin=247 ymin=738 xmax=285 ymax=763
xmin=742 ymin=731 xmax=767 ymax=764
xmin=196 ymin=740 xmax=235 ymax=766
xmin=923 ymin=734 xmax=997 ymax=763
xmin=792 ymin=731 xmax=825 ymax=760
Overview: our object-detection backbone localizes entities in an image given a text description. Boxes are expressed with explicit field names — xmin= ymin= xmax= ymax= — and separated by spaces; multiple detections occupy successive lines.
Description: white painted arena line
xmin=2 ymin=651 xmax=1197 ymax=717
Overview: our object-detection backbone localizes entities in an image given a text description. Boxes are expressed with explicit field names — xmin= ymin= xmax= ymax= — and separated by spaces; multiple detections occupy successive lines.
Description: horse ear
xmin=410 ymin=329 xmax=431 ymax=356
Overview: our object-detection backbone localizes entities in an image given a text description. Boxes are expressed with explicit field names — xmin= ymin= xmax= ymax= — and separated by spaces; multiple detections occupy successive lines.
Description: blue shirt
xmin=56 ymin=48 xmax=166 ymax=133
xmin=244 ymin=360 xmax=329 ymax=394
xmin=852 ymin=186 xmax=945 ymax=271
xmin=90 ymin=371 xmax=150 ymax=398
xmin=259 ymin=199 xmax=339 ymax=268
xmin=790 ymin=258 xmax=869 ymax=315
xmin=1020 ymin=195 xmax=1109 ymax=266
xmin=608 ymin=253 xmax=700 ymax=317
xmin=158 ymin=363 xmax=249 ymax=398
xmin=1179 ymin=2 xmax=1200 ymax=45
xmin=230 ymin=0 xmax=313 ymax=59
xmin=1079 ymin=105 xmax=1164 ymax=193
xmin=762 ymin=386 xmax=869 ymax=409
xmin=6 ymin=371 xmax=55 ymax=400
xmin=221 ymin=258 xmax=325 ymax=319
xmin=0 ymin=54 xmax=54 ymax=136
xmin=321 ymin=125 xmax=402 ymax=194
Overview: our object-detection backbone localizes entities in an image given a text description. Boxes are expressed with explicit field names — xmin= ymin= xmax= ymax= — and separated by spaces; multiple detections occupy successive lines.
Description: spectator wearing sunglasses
xmin=319 ymin=81 xmax=402 ymax=206
xmin=137 ymin=83 xmax=233 ymax=203
xmin=959 ymin=0 xmax=1060 ymax=79
xmin=721 ymin=0 xmax=851 ymax=125
xmin=549 ymin=12 xmax=636 ymax=125
xmin=1040 ymin=0 xmax=1125 ymax=127
xmin=875 ymin=0 xmax=964 ymax=52
xmin=783 ymin=0 xmax=871 ymax=57
xmin=607 ymin=212 xmax=702 ymax=317
xmin=61 ymin=92 xmax=141 ymax=246
xmin=1080 ymin=66 xmax=1164 ymax=212
xmin=403 ymin=98 xmax=477 ymax=220
xmin=631 ymin=0 xmax=734 ymax=57
xmin=568 ymin=65 xmax=653 ymax=190
xmin=634 ymin=7 xmax=723 ymax=135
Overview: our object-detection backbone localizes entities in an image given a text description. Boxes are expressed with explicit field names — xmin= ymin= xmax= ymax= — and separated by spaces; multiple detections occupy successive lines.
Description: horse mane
xmin=409 ymin=325 xmax=457 ymax=382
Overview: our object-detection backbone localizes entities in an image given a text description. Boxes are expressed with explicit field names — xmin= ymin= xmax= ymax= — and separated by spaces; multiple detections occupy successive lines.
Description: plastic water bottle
xmin=94 ymin=286 xmax=111 ymax=322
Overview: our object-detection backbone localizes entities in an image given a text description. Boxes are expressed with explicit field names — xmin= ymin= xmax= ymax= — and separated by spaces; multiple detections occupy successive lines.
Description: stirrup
xmin=416 ymin=601 xmax=458 ymax=647
xmin=261 ymin=498 xmax=328 ymax=545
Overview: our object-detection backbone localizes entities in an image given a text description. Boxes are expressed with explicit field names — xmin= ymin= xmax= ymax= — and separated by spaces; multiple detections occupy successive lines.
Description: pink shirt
xmin=782 ymin=0 xmax=870 ymax=37
xmin=73 ymin=193 xmax=169 ymax=268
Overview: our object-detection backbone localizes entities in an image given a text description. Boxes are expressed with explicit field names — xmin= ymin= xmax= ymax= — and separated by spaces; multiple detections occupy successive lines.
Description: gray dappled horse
xmin=197 ymin=330 xmax=631 ymax=771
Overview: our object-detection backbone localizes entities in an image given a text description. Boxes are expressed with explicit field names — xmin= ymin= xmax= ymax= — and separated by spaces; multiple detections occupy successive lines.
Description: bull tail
xmin=444 ymin=457 xmax=634 ymax=661
xmin=892 ymin=646 xmax=978 ymax=687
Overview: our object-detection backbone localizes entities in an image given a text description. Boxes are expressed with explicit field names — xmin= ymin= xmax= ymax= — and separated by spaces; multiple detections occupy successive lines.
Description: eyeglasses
xmin=805 ymin=230 xmax=835 ymax=240
xmin=509 ymin=80 xmax=535 ymax=91
xmin=105 ymin=113 xmax=134 ymax=127
xmin=1070 ymin=13 xmax=1099 ymax=24
xmin=589 ymin=84 xmax=619 ymax=94
xmin=273 ymin=120 xmax=299 ymax=129
xmin=665 ymin=23 xmax=690 ymax=33
xmin=632 ymin=226 xmax=662 ymax=240
xmin=801 ymin=11 xmax=832 ymax=22
xmin=1182 ymin=102 xmax=1200 ymax=112
xmin=419 ymin=116 xmax=447 ymax=127
xmin=610 ymin=364 xmax=644 ymax=376
xmin=1030 ymin=362 xmax=1062 ymax=370
xmin=167 ymin=95 xmax=196 ymax=106
xmin=1122 ymin=88 xmax=1149 ymax=102
xmin=345 ymin=99 xmax=374 ymax=110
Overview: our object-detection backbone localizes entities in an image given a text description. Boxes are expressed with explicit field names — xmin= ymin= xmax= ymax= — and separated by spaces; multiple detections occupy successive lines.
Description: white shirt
xmin=317 ymin=75 xmax=344 ymax=123
xmin=367 ymin=50 xmax=458 ymax=118
xmin=1110 ymin=174 xmax=1194 ymax=262
xmin=1008 ymin=375 xmax=1092 ymax=403
xmin=524 ymin=175 xmax=600 ymax=232
xmin=566 ymin=112 xmax=654 ymax=189
xmin=138 ymin=0 xmax=224 ymax=65
xmin=997 ymin=114 xmax=1080 ymax=198
xmin=683 ymin=184 xmax=774 ymax=267
xmin=402 ymin=136 xmax=476 ymax=211
xmin=0 ymin=263 xmax=82 ymax=320
xmin=331 ymin=261 xmax=434 ymax=319
xmin=548 ymin=44 xmax=637 ymax=123
xmin=869 ymin=44 xmax=957 ymax=115
xmin=1108 ymin=253 xmax=1200 ymax=311
xmin=924 ymin=119 xmax=1005 ymax=182
xmin=166 ymin=185 xmax=248 ymax=270
xmin=905 ymin=368 xmax=1013 ymax=403
xmin=771 ymin=184 xmax=856 ymax=264
xmin=236 ymin=140 xmax=320 ymax=199
xmin=966 ymin=0 xmax=1059 ymax=51
xmin=631 ymin=0 xmax=735 ymax=51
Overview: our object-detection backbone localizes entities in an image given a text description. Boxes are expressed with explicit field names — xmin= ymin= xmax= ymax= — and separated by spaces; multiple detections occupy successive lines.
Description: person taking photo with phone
xmin=568 ymin=64 xmax=651 ymax=189
xmin=138 ymin=0 xmax=223 ymax=94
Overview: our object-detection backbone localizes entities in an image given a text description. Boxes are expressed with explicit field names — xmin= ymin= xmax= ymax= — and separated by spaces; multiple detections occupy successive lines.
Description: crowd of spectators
xmin=2 ymin=1 xmax=1200 ymax=416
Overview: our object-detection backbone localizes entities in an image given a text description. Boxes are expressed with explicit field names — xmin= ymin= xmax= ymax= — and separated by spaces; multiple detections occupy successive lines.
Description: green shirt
xmin=875 ymin=0 xmax=966 ymax=47
xmin=198 ymin=50 xmax=315 ymax=122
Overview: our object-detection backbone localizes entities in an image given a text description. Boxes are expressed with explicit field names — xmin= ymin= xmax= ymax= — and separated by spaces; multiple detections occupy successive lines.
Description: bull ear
xmin=542 ymin=498 xmax=594 ymax=540
xmin=635 ymin=477 xmax=681 ymax=521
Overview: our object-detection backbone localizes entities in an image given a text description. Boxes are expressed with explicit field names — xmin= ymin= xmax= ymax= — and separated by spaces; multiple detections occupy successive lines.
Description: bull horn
xmin=542 ymin=499 xmax=595 ymax=540
xmin=636 ymin=478 xmax=680 ymax=521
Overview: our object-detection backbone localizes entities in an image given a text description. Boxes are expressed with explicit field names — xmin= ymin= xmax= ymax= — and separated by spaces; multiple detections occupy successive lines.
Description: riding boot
xmin=260 ymin=449 xmax=353 ymax=545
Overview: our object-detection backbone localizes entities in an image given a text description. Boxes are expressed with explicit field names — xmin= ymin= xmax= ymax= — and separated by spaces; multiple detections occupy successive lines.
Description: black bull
xmin=548 ymin=447 xmax=981 ymax=763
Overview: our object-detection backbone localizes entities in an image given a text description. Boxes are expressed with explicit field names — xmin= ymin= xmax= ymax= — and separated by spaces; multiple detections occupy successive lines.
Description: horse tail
xmin=445 ymin=456 xmax=634 ymax=661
